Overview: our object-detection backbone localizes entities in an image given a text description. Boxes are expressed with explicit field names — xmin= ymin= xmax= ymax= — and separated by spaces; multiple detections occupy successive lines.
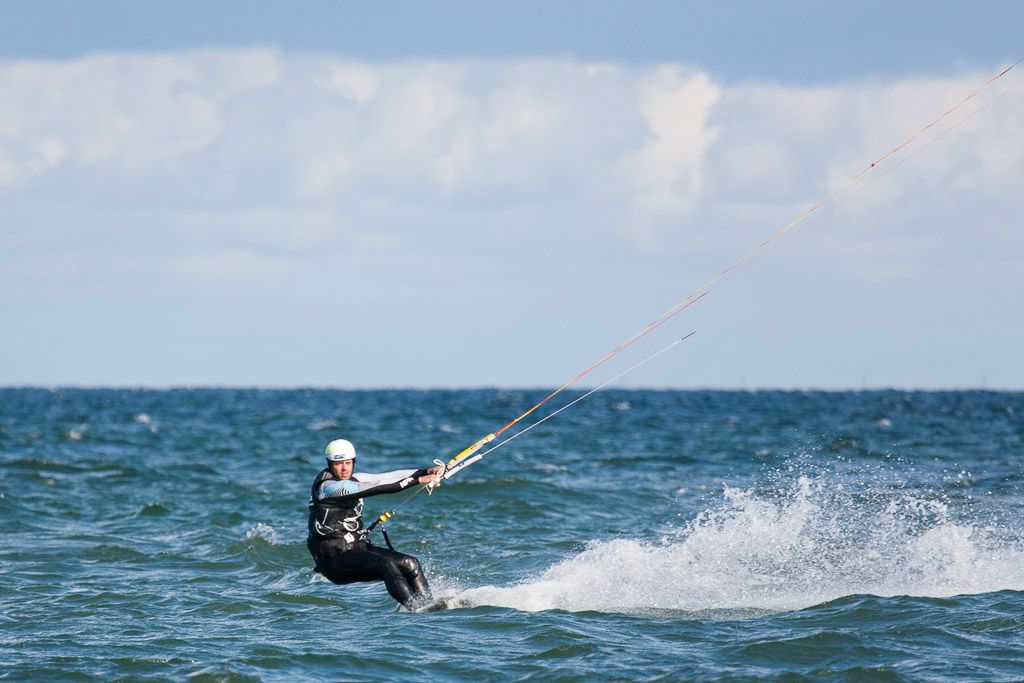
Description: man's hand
xmin=418 ymin=464 xmax=446 ymax=488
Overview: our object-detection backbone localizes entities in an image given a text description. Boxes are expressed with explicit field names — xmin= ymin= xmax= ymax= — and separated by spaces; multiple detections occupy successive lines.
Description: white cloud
xmin=0 ymin=49 xmax=280 ymax=188
xmin=625 ymin=66 xmax=720 ymax=211
xmin=328 ymin=64 xmax=380 ymax=104
xmin=2 ymin=53 xmax=1012 ymax=209
xmin=0 ymin=51 xmax=1019 ymax=267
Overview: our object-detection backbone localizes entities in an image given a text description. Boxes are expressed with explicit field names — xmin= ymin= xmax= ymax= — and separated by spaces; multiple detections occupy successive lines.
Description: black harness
xmin=307 ymin=468 xmax=367 ymax=545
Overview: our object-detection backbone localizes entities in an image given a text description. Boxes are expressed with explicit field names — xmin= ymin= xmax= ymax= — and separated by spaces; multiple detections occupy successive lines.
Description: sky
xmin=2 ymin=1 xmax=1022 ymax=389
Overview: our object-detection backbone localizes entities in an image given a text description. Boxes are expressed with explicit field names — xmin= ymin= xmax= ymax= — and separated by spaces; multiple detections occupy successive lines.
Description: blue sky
xmin=2 ymin=2 xmax=1022 ymax=388
xmin=2 ymin=1 xmax=1020 ymax=83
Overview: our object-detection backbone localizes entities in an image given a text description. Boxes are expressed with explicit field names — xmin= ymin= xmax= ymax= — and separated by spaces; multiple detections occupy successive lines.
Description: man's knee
xmin=380 ymin=553 xmax=421 ymax=580
xmin=394 ymin=554 xmax=422 ymax=576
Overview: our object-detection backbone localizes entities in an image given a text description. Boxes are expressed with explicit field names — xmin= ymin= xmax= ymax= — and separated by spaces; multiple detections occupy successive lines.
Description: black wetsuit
xmin=307 ymin=466 xmax=433 ymax=609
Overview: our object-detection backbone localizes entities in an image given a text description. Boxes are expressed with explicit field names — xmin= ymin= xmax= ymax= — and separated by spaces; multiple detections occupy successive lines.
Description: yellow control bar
xmin=445 ymin=433 xmax=496 ymax=469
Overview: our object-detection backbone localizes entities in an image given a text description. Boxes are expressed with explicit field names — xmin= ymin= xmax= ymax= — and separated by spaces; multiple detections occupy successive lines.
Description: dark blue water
xmin=2 ymin=388 xmax=1023 ymax=681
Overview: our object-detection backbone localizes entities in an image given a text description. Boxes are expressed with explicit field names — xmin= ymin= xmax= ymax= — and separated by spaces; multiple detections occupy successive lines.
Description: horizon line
xmin=1 ymin=384 xmax=1020 ymax=393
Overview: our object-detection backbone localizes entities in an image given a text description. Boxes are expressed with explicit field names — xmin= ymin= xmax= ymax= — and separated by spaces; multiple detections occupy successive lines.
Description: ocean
xmin=2 ymin=388 xmax=1023 ymax=681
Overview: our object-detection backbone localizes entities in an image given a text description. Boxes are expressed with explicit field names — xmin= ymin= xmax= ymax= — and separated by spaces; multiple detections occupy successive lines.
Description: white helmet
xmin=325 ymin=438 xmax=357 ymax=462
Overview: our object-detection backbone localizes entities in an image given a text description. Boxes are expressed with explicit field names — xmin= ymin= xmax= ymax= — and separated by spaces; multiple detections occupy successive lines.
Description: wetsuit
xmin=307 ymin=466 xmax=433 ymax=610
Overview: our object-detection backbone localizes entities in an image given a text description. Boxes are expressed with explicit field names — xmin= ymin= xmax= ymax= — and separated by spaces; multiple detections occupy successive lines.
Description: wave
xmin=452 ymin=475 xmax=1024 ymax=614
xmin=244 ymin=522 xmax=279 ymax=545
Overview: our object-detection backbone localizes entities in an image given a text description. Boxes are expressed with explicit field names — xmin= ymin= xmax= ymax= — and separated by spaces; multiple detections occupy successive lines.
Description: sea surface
xmin=2 ymin=388 xmax=1023 ymax=681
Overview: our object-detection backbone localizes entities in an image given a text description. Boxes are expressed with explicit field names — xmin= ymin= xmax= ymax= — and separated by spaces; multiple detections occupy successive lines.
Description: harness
xmin=307 ymin=468 xmax=368 ymax=544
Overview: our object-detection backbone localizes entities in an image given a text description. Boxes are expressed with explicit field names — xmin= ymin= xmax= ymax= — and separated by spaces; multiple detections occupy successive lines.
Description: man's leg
xmin=314 ymin=541 xmax=427 ymax=609
xmin=364 ymin=545 xmax=433 ymax=608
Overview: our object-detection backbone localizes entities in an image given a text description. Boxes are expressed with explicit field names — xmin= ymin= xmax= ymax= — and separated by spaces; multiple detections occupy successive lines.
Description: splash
xmin=455 ymin=476 xmax=1024 ymax=615
xmin=135 ymin=413 xmax=159 ymax=433
xmin=244 ymin=522 xmax=279 ymax=545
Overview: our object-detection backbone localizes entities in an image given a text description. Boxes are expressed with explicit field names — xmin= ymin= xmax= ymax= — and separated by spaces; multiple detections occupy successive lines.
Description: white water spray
xmin=451 ymin=475 xmax=1024 ymax=614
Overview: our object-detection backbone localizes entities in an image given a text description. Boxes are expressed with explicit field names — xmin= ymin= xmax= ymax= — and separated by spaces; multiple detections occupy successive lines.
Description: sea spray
xmin=456 ymin=471 xmax=1024 ymax=614
xmin=244 ymin=522 xmax=279 ymax=544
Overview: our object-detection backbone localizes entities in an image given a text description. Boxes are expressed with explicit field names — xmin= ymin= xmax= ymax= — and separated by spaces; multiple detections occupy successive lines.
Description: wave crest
xmin=244 ymin=522 xmax=279 ymax=545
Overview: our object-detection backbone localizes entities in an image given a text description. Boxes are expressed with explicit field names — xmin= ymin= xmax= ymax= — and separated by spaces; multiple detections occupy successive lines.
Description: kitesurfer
xmin=307 ymin=438 xmax=443 ymax=610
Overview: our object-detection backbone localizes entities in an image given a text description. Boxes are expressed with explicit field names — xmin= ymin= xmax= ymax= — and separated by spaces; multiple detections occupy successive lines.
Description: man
xmin=307 ymin=438 xmax=444 ymax=611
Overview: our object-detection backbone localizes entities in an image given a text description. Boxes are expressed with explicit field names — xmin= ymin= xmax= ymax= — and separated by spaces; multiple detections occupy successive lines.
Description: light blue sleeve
xmin=320 ymin=479 xmax=364 ymax=497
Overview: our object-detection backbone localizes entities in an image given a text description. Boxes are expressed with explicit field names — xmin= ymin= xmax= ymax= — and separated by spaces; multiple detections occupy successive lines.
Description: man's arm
xmin=318 ymin=467 xmax=441 ymax=503
xmin=359 ymin=466 xmax=445 ymax=487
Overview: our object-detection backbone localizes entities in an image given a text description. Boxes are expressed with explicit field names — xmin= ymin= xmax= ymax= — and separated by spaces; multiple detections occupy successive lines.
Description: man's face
xmin=329 ymin=459 xmax=354 ymax=480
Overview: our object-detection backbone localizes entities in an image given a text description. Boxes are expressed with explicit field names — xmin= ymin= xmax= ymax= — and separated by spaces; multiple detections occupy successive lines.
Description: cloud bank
xmin=1 ymin=50 xmax=1021 ymax=386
